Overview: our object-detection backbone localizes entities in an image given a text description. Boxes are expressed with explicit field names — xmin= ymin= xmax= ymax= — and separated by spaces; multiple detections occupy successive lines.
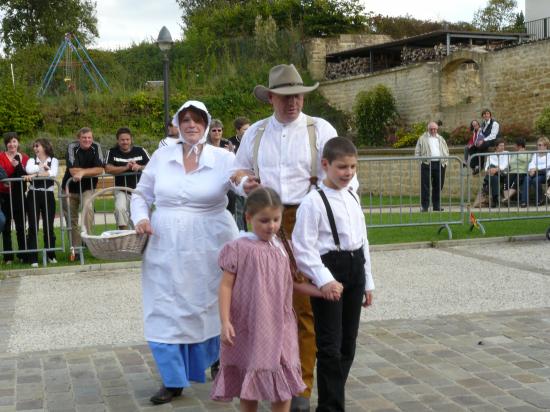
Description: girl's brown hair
xmin=244 ymin=186 xmax=282 ymax=216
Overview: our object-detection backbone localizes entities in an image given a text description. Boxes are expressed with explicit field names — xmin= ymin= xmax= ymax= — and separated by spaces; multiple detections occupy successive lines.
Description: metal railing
xmin=358 ymin=155 xmax=465 ymax=239
xmin=467 ymin=150 xmax=550 ymax=233
xmin=525 ymin=17 xmax=550 ymax=40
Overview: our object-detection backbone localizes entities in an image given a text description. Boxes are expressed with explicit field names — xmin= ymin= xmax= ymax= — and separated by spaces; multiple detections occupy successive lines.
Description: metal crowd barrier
xmin=357 ymin=155 xmax=465 ymax=239
xmin=467 ymin=150 xmax=550 ymax=234
xmin=0 ymin=177 xmax=65 ymax=266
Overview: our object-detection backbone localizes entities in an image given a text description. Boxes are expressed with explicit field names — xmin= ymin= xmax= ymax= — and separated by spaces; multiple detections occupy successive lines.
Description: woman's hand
xmin=221 ymin=321 xmax=235 ymax=346
xmin=135 ymin=219 xmax=153 ymax=235
xmin=23 ymin=175 xmax=34 ymax=182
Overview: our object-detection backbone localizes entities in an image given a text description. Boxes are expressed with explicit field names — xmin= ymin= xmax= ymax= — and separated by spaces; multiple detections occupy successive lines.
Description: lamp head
xmin=157 ymin=26 xmax=173 ymax=52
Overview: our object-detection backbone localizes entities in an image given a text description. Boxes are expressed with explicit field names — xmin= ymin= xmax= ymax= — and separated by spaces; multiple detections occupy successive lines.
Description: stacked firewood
xmin=325 ymin=57 xmax=370 ymax=79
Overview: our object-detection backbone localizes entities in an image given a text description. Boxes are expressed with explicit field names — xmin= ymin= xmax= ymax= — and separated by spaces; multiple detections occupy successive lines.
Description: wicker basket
xmin=81 ymin=186 xmax=149 ymax=260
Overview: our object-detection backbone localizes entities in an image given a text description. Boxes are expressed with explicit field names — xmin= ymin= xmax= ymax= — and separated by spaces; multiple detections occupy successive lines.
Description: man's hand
xmin=72 ymin=170 xmax=85 ymax=182
xmin=363 ymin=291 xmax=374 ymax=307
xmin=135 ymin=219 xmax=153 ymax=235
xmin=529 ymin=169 xmax=536 ymax=177
xmin=243 ymin=177 xmax=261 ymax=194
xmin=320 ymin=281 xmax=343 ymax=301
xmin=489 ymin=167 xmax=498 ymax=176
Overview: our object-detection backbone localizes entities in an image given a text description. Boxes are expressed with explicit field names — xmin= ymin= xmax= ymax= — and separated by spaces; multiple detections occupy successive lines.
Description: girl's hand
xmin=363 ymin=291 xmax=374 ymax=308
xmin=23 ymin=175 xmax=34 ymax=182
xmin=221 ymin=321 xmax=235 ymax=346
xmin=135 ymin=219 xmax=153 ymax=235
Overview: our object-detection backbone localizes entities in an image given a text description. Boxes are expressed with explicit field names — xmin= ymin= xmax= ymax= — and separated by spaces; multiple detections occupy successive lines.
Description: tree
xmin=0 ymin=0 xmax=98 ymax=55
xmin=472 ymin=0 xmax=518 ymax=32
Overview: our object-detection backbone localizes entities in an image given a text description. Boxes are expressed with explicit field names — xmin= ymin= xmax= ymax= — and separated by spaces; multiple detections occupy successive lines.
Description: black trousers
xmin=311 ymin=249 xmax=366 ymax=412
xmin=420 ymin=162 xmax=446 ymax=211
xmin=26 ymin=190 xmax=57 ymax=263
xmin=0 ymin=190 xmax=27 ymax=262
xmin=467 ymin=140 xmax=496 ymax=170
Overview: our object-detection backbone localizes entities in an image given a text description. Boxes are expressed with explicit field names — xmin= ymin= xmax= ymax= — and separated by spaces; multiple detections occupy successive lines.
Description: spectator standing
xmin=105 ymin=128 xmax=150 ymax=229
xmin=25 ymin=138 xmax=59 ymax=266
xmin=0 ymin=165 xmax=7 ymax=232
xmin=415 ymin=122 xmax=449 ymax=212
xmin=61 ymin=128 xmax=104 ymax=257
xmin=158 ymin=121 xmax=180 ymax=148
xmin=228 ymin=116 xmax=250 ymax=153
xmin=227 ymin=117 xmax=250 ymax=231
xmin=0 ymin=132 xmax=29 ymax=264
xmin=207 ymin=119 xmax=231 ymax=150
xmin=233 ymin=64 xmax=343 ymax=411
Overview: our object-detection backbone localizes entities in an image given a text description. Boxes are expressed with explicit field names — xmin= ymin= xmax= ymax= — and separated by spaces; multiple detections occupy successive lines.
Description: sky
xmin=92 ymin=0 xmax=527 ymax=50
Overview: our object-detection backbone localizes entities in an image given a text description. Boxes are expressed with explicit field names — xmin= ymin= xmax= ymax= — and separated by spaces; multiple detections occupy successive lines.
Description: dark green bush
xmin=354 ymin=84 xmax=397 ymax=146
xmin=535 ymin=107 xmax=550 ymax=136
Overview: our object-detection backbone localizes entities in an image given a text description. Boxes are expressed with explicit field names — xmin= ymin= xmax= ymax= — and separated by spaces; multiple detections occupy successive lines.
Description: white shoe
xmin=31 ymin=263 xmax=39 ymax=268
xmin=48 ymin=258 xmax=57 ymax=264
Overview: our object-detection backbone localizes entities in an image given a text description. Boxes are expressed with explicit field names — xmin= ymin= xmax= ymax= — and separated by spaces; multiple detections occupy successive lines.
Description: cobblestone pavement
xmin=1 ymin=242 xmax=550 ymax=411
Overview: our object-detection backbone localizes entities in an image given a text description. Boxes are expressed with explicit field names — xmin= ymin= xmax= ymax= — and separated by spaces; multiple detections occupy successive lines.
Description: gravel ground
xmin=364 ymin=241 xmax=550 ymax=322
xmin=5 ymin=241 xmax=550 ymax=353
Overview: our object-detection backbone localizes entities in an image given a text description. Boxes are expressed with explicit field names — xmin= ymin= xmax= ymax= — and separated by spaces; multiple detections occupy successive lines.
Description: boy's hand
xmin=221 ymin=321 xmax=235 ymax=346
xmin=320 ymin=281 xmax=343 ymax=301
xmin=363 ymin=291 xmax=374 ymax=307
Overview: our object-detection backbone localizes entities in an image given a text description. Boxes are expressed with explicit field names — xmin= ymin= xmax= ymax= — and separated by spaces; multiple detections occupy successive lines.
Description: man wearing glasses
xmin=415 ymin=122 xmax=449 ymax=212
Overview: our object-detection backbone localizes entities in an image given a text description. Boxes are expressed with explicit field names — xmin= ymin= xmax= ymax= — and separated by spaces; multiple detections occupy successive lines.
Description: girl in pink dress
xmin=210 ymin=187 xmax=323 ymax=412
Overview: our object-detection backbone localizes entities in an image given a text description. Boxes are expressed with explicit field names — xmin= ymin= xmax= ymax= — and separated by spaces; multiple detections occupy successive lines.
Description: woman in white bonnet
xmin=131 ymin=100 xmax=239 ymax=404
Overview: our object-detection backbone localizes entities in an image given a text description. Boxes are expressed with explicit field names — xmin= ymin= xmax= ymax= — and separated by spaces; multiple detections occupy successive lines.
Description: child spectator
xmin=292 ymin=137 xmax=375 ymax=412
xmin=210 ymin=187 xmax=321 ymax=412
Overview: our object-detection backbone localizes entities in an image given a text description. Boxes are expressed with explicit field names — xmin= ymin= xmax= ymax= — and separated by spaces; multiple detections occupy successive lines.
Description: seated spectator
xmin=105 ymin=127 xmax=150 ymax=230
xmin=482 ymin=138 xmax=508 ymax=208
xmin=502 ymin=138 xmax=530 ymax=203
xmin=464 ymin=119 xmax=482 ymax=168
xmin=61 ymin=127 xmax=104 ymax=258
xmin=25 ymin=138 xmax=59 ymax=267
xmin=0 ymin=132 xmax=29 ymax=264
xmin=469 ymin=109 xmax=500 ymax=174
xmin=207 ymin=119 xmax=231 ymax=150
xmin=520 ymin=136 xmax=550 ymax=207
xmin=158 ymin=121 xmax=180 ymax=148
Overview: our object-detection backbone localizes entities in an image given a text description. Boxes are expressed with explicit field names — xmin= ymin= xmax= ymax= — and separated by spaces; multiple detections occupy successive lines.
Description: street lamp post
xmin=157 ymin=26 xmax=174 ymax=136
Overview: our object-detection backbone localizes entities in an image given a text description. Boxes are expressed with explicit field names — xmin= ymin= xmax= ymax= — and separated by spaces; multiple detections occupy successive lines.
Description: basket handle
xmin=81 ymin=186 xmax=148 ymax=236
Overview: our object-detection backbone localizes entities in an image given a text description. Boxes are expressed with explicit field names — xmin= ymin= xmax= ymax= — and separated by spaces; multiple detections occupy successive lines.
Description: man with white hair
xmin=414 ymin=122 xmax=449 ymax=212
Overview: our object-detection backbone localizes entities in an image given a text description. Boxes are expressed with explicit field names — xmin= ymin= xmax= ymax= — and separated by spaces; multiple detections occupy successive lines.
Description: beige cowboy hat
xmin=253 ymin=64 xmax=319 ymax=103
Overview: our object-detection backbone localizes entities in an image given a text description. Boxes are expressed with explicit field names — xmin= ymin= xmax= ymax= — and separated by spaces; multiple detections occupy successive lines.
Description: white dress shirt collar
xmin=166 ymin=143 xmax=216 ymax=170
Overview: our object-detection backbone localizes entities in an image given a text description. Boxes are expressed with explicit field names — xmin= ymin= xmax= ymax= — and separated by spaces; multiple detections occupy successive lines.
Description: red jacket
xmin=0 ymin=152 xmax=29 ymax=194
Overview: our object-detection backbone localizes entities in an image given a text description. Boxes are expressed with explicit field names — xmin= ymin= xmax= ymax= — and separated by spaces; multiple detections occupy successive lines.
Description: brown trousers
xmin=282 ymin=205 xmax=316 ymax=398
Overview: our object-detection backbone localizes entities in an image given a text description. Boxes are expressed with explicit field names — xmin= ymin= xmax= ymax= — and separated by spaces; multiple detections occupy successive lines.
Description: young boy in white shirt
xmin=292 ymin=137 xmax=375 ymax=411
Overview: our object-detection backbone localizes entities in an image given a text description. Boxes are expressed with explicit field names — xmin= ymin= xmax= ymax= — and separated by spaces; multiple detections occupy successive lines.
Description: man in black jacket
xmin=61 ymin=127 xmax=104 ymax=254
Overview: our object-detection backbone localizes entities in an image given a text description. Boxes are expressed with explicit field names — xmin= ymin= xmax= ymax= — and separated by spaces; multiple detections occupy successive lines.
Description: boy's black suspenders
xmin=317 ymin=188 xmax=361 ymax=252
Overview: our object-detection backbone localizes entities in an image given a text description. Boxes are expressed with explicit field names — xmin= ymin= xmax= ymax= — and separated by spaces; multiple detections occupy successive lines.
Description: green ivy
xmin=353 ymin=84 xmax=397 ymax=146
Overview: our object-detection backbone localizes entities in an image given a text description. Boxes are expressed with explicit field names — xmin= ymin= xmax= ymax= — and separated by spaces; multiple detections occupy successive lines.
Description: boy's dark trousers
xmin=311 ymin=248 xmax=366 ymax=412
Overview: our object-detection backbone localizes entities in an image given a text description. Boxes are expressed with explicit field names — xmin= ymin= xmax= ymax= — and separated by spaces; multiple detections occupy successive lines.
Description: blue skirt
xmin=148 ymin=336 xmax=220 ymax=388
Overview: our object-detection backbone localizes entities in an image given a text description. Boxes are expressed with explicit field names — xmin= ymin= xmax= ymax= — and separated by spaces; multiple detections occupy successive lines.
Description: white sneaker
xmin=48 ymin=258 xmax=57 ymax=264
xmin=31 ymin=263 xmax=39 ymax=268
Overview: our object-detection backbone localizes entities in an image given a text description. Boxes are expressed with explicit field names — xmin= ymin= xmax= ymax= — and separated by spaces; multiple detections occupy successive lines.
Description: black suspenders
xmin=317 ymin=188 xmax=360 ymax=252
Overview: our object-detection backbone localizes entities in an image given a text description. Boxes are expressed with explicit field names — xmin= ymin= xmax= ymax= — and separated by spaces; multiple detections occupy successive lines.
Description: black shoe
xmin=472 ymin=166 xmax=480 ymax=176
xmin=150 ymin=386 xmax=183 ymax=405
xmin=433 ymin=207 xmax=444 ymax=211
xmin=421 ymin=208 xmax=428 ymax=213
xmin=210 ymin=360 xmax=220 ymax=380
xmin=290 ymin=396 xmax=310 ymax=412
xmin=520 ymin=202 xmax=527 ymax=208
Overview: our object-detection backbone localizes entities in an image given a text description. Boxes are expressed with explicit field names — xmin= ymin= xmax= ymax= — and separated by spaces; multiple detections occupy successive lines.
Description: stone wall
xmin=316 ymin=39 xmax=550 ymax=131
xmin=304 ymin=34 xmax=392 ymax=80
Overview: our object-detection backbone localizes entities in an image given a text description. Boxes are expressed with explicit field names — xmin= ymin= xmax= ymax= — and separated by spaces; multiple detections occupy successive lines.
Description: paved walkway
xmin=1 ymin=240 xmax=550 ymax=411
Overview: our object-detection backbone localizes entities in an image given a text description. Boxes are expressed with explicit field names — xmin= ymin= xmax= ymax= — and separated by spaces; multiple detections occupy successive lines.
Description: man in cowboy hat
xmin=233 ymin=63 xmax=343 ymax=411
